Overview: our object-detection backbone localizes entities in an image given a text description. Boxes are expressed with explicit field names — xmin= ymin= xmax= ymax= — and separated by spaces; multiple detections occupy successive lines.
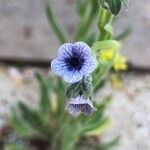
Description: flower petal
xmin=81 ymin=57 xmax=96 ymax=75
xmin=51 ymin=42 xmax=96 ymax=83
xmin=66 ymin=104 xmax=81 ymax=117
xmin=74 ymin=42 xmax=91 ymax=56
xmin=66 ymin=96 xmax=96 ymax=116
xmin=58 ymin=43 xmax=74 ymax=58
xmin=63 ymin=70 xmax=83 ymax=83
xmin=51 ymin=58 xmax=69 ymax=76
xmin=80 ymin=103 xmax=97 ymax=116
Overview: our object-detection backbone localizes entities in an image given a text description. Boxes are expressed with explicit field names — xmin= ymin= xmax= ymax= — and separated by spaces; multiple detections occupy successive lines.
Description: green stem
xmin=46 ymin=3 xmax=67 ymax=44
xmin=93 ymin=43 xmax=117 ymax=92
xmin=103 ymin=12 xmax=114 ymax=40
xmin=93 ymin=61 xmax=113 ymax=93
xmin=97 ymin=7 xmax=107 ymax=31
xmin=97 ymin=7 xmax=114 ymax=41
xmin=105 ymin=11 xmax=114 ymax=24
xmin=93 ymin=7 xmax=115 ymax=93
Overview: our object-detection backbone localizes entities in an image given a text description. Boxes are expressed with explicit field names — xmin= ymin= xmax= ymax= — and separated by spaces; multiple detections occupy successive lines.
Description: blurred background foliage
xmin=46 ymin=0 xmax=130 ymax=46
xmin=0 ymin=73 xmax=120 ymax=150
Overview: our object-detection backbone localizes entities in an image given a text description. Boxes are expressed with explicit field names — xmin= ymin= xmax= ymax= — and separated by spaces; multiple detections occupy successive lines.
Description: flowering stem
xmin=97 ymin=7 xmax=107 ymax=32
xmin=93 ymin=6 xmax=114 ymax=92
xmin=46 ymin=2 xmax=67 ymax=44
xmin=97 ymin=7 xmax=114 ymax=41
xmin=93 ymin=48 xmax=117 ymax=93
xmin=93 ymin=61 xmax=113 ymax=93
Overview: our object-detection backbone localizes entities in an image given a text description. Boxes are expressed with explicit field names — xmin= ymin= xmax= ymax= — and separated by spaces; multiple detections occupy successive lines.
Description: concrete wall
xmin=0 ymin=0 xmax=149 ymax=66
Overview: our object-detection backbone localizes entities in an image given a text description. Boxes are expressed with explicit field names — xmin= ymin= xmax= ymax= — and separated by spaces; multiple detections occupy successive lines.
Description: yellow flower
xmin=111 ymin=74 xmax=123 ymax=89
xmin=100 ymin=48 xmax=127 ymax=71
xmin=100 ymin=49 xmax=115 ymax=62
xmin=113 ymin=54 xmax=127 ymax=71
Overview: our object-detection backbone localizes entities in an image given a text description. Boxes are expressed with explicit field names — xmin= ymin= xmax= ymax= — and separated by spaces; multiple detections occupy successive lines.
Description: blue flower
xmin=51 ymin=42 xmax=96 ymax=83
xmin=66 ymin=96 xmax=97 ymax=116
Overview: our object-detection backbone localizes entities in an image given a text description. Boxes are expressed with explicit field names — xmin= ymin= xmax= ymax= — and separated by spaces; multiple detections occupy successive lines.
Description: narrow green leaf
xmin=91 ymin=0 xmax=99 ymax=14
xmin=35 ymin=73 xmax=51 ymax=113
xmin=75 ymin=0 xmax=98 ymax=41
xmin=61 ymin=123 xmax=81 ymax=150
xmin=85 ymin=95 xmax=112 ymax=124
xmin=18 ymin=102 xmax=50 ymax=137
xmin=76 ymin=0 xmax=88 ymax=17
xmin=96 ymin=95 xmax=112 ymax=111
xmin=97 ymin=136 xmax=121 ymax=149
xmin=46 ymin=3 xmax=67 ymax=43
xmin=56 ymin=77 xmax=66 ymax=114
xmin=93 ymin=79 xmax=106 ymax=92
xmin=5 ymin=144 xmax=26 ymax=150
xmin=82 ymin=117 xmax=111 ymax=136
xmin=11 ymin=111 xmax=35 ymax=137
xmin=106 ymin=0 xmax=122 ymax=15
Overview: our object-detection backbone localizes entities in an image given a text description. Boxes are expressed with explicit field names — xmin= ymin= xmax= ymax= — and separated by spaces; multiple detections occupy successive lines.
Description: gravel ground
xmin=0 ymin=67 xmax=149 ymax=150
xmin=99 ymin=74 xmax=150 ymax=150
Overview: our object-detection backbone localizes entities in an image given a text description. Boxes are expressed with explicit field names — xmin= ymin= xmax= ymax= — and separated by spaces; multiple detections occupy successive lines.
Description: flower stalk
xmin=98 ymin=6 xmax=114 ymax=41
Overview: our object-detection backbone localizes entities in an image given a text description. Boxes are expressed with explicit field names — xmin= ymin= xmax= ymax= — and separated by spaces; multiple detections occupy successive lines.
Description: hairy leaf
xmin=11 ymin=111 xmax=35 ymax=137
xmin=18 ymin=102 xmax=50 ymax=137
xmin=97 ymin=136 xmax=121 ymax=149
xmin=106 ymin=0 xmax=122 ymax=15
xmin=92 ymin=40 xmax=120 ymax=52
xmin=35 ymin=73 xmax=51 ymax=114
xmin=5 ymin=144 xmax=26 ymax=150
xmin=82 ymin=117 xmax=111 ymax=136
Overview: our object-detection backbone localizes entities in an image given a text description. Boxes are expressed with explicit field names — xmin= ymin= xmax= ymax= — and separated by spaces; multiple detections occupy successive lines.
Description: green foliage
xmin=35 ymin=73 xmax=51 ymax=113
xmin=4 ymin=73 xmax=119 ymax=150
xmin=11 ymin=111 xmax=35 ymax=137
xmin=4 ymin=144 xmax=26 ymax=150
xmin=92 ymin=40 xmax=120 ymax=52
xmin=46 ymin=0 xmax=129 ymax=46
xmin=97 ymin=136 xmax=121 ymax=150
xmin=18 ymin=102 xmax=51 ymax=138
xmin=82 ymin=117 xmax=111 ymax=136
xmin=92 ymin=40 xmax=120 ymax=93
xmin=106 ymin=0 xmax=122 ymax=16
xmin=75 ymin=0 xmax=99 ymax=42
xmin=99 ymin=0 xmax=105 ymax=7
xmin=99 ymin=0 xmax=129 ymax=16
